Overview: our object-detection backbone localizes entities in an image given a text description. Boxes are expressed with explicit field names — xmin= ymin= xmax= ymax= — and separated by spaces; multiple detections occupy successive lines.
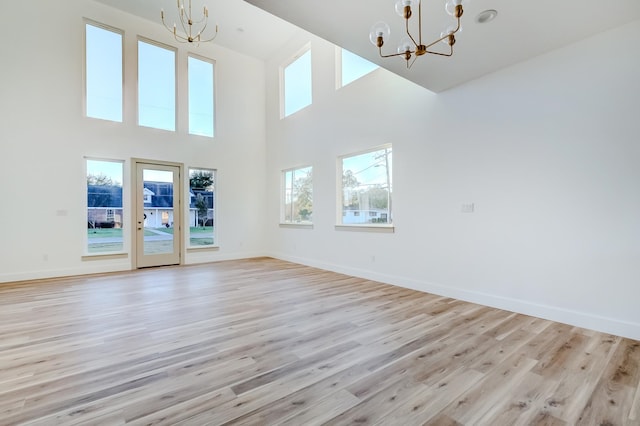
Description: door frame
xmin=131 ymin=158 xmax=184 ymax=269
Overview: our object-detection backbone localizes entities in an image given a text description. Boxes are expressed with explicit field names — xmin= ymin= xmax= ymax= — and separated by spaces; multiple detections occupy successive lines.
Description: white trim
xmin=279 ymin=223 xmax=313 ymax=229
xmin=269 ymin=253 xmax=640 ymax=341
xmin=334 ymin=225 xmax=394 ymax=233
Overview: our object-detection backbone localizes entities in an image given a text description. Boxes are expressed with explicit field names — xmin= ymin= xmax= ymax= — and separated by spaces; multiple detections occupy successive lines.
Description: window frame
xmin=84 ymin=157 xmax=127 ymax=257
xmin=137 ymin=37 xmax=177 ymax=132
xmin=84 ymin=19 xmax=124 ymax=123
xmin=281 ymin=165 xmax=314 ymax=227
xmin=336 ymin=145 xmax=393 ymax=232
xmin=187 ymin=167 xmax=218 ymax=249
xmin=187 ymin=53 xmax=216 ymax=138
xmin=280 ymin=44 xmax=313 ymax=119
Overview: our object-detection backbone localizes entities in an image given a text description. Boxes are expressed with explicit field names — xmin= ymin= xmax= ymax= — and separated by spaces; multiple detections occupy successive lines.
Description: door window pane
xmin=142 ymin=169 xmax=175 ymax=255
xmin=138 ymin=40 xmax=176 ymax=131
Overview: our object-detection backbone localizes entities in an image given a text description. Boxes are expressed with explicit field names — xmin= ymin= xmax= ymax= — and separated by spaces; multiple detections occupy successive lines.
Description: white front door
xmin=135 ymin=162 xmax=181 ymax=268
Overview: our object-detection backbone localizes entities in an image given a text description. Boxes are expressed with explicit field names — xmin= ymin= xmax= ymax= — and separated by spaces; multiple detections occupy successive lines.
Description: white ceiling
xmin=96 ymin=0 xmax=640 ymax=92
xmin=93 ymin=0 xmax=298 ymax=60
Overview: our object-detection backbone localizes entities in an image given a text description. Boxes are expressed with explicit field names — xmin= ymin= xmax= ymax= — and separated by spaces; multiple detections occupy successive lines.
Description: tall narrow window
xmin=138 ymin=40 xmax=176 ymax=131
xmin=339 ymin=146 xmax=392 ymax=226
xmin=188 ymin=168 xmax=216 ymax=247
xmin=86 ymin=159 xmax=124 ymax=253
xmin=282 ymin=48 xmax=312 ymax=117
xmin=282 ymin=166 xmax=313 ymax=224
xmin=339 ymin=48 xmax=379 ymax=88
xmin=188 ymin=56 xmax=215 ymax=137
xmin=85 ymin=22 xmax=123 ymax=122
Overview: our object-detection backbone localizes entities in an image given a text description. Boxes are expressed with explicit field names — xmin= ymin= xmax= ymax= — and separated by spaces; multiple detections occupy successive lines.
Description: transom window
xmin=188 ymin=55 xmax=215 ymax=138
xmin=339 ymin=48 xmax=379 ymax=88
xmin=85 ymin=22 xmax=123 ymax=122
xmin=282 ymin=166 xmax=313 ymax=224
xmin=339 ymin=146 xmax=392 ymax=226
xmin=282 ymin=47 xmax=312 ymax=118
xmin=138 ymin=39 xmax=176 ymax=131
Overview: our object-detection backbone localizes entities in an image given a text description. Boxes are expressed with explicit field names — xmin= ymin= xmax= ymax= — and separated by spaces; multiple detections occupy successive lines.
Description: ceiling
xmin=93 ymin=0 xmax=298 ymax=60
xmin=96 ymin=0 xmax=640 ymax=92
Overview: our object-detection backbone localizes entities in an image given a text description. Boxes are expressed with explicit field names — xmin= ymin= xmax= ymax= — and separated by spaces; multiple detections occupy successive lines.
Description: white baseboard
xmin=0 ymin=252 xmax=269 ymax=284
xmin=0 ymin=262 xmax=132 ymax=284
xmin=270 ymin=252 xmax=640 ymax=341
xmin=185 ymin=251 xmax=268 ymax=265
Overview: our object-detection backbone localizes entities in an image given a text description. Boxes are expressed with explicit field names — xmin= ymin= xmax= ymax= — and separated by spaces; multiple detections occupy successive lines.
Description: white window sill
xmin=187 ymin=245 xmax=220 ymax=252
xmin=334 ymin=225 xmax=394 ymax=233
xmin=82 ymin=252 xmax=128 ymax=261
xmin=279 ymin=223 xmax=314 ymax=230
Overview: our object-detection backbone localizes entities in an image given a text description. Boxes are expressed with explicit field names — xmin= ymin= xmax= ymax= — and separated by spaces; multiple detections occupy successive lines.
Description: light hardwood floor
xmin=1 ymin=258 xmax=639 ymax=425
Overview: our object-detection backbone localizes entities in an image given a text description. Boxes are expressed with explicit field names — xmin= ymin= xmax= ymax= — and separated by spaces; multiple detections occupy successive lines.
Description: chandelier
xmin=161 ymin=0 xmax=218 ymax=44
xmin=370 ymin=0 xmax=464 ymax=68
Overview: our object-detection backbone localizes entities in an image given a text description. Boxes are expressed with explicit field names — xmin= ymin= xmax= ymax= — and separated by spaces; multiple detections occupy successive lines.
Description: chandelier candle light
xmin=370 ymin=0 xmax=465 ymax=68
xmin=161 ymin=0 xmax=218 ymax=44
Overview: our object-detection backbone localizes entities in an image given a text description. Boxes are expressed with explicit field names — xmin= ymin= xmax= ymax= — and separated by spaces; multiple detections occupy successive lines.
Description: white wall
xmin=264 ymin=22 xmax=640 ymax=339
xmin=0 ymin=0 xmax=268 ymax=282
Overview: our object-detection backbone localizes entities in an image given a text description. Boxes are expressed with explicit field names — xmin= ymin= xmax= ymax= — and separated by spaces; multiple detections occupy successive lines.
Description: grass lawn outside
xmin=87 ymin=227 xmax=215 ymax=252
xmin=88 ymin=228 xmax=157 ymax=238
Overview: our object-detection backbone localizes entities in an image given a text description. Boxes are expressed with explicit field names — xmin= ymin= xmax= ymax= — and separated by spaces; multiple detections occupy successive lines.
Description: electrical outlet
xmin=461 ymin=203 xmax=475 ymax=213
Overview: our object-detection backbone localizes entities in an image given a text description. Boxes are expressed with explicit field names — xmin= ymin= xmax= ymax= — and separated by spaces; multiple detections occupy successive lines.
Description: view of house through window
xmin=283 ymin=48 xmax=312 ymax=117
xmin=188 ymin=55 xmax=215 ymax=137
xmin=282 ymin=166 xmax=313 ymax=223
xmin=86 ymin=159 xmax=124 ymax=253
xmin=340 ymin=146 xmax=392 ymax=225
xmin=189 ymin=168 xmax=216 ymax=246
xmin=340 ymin=48 xmax=379 ymax=88
xmin=138 ymin=39 xmax=176 ymax=131
xmin=85 ymin=22 xmax=123 ymax=122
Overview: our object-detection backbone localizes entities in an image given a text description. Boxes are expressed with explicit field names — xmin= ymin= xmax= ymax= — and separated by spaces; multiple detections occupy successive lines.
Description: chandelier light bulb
xmin=395 ymin=0 xmax=420 ymax=18
xmin=369 ymin=21 xmax=391 ymax=46
xmin=397 ymin=36 xmax=414 ymax=54
xmin=440 ymin=25 xmax=459 ymax=45
xmin=446 ymin=0 xmax=465 ymax=16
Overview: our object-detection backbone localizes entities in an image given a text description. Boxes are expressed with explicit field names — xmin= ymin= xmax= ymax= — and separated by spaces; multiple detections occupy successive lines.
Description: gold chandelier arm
xmin=198 ymin=25 xmax=219 ymax=43
xmin=424 ymin=48 xmax=453 ymax=57
xmin=423 ymin=17 xmax=461 ymax=50
xmin=379 ymin=46 xmax=414 ymax=59
xmin=179 ymin=14 xmax=191 ymax=41
xmin=418 ymin=1 xmax=422 ymax=45
xmin=405 ymin=17 xmax=420 ymax=47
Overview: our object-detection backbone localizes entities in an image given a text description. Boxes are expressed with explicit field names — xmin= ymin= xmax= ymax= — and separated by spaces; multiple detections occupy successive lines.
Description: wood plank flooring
xmin=1 ymin=257 xmax=639 ymax=425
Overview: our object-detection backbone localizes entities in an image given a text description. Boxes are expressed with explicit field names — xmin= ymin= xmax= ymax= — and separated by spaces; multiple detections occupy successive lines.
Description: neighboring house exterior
xmin=87 ymin=184 xmax=123 ymax=228
xmin=342 ymin=208 xmax=389 ymax=224
xmin=87 ymin=182 xmax=214 ymax=228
